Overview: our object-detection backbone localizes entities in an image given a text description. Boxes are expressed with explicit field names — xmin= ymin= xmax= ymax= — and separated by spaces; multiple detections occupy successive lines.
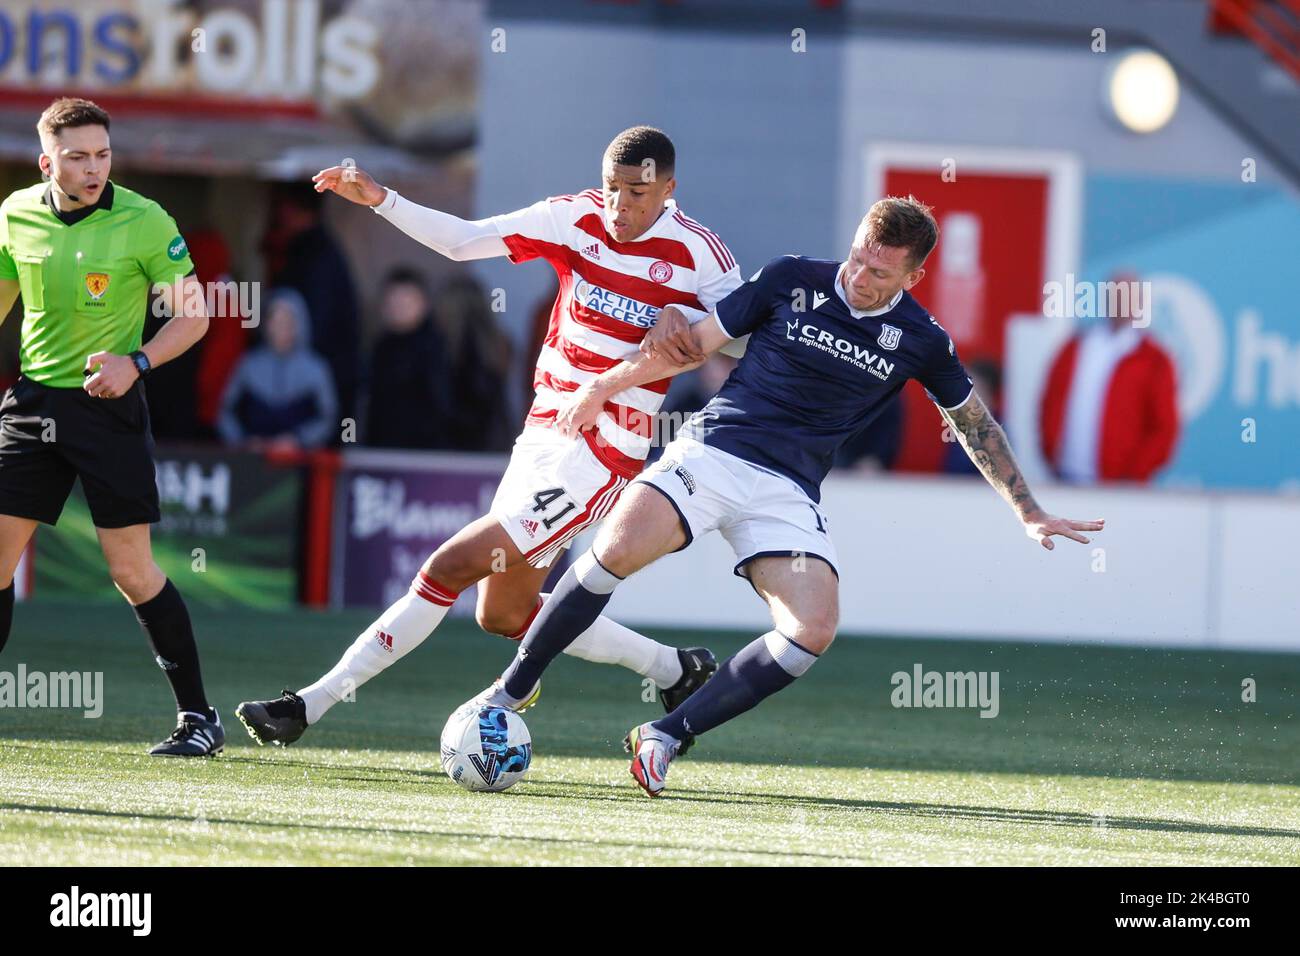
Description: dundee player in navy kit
xmin=462 ymin=196 xmax=1105 ymax=796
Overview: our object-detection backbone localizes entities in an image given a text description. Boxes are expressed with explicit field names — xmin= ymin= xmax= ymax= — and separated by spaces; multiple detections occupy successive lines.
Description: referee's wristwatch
xmin=128 ymin=350 xmax=152 ymax=379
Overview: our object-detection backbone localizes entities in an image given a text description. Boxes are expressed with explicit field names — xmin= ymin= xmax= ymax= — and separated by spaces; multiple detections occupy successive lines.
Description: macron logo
xmin=812 ymin=291 xmax=829 ymax=310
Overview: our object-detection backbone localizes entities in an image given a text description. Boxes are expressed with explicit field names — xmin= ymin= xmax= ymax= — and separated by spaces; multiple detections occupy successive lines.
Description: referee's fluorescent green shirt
xmin=0 ymin=181 xmax=196 ymax=388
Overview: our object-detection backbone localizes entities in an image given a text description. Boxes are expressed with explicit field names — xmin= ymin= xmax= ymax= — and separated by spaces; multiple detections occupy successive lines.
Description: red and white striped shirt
xmin=493 ymin=191 xmax=741 ymax=478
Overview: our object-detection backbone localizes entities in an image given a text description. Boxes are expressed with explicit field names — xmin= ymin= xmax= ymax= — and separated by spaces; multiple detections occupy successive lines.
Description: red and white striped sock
xmin=298 ymin=571 xmax=458 ymax=725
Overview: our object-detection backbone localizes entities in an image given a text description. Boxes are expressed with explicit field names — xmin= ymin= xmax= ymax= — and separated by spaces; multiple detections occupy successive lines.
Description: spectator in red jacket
xmin=189 ymin=228 xmax=247 ymax=436
xmin=1039 ymin=272 xmax=1179 ymax=483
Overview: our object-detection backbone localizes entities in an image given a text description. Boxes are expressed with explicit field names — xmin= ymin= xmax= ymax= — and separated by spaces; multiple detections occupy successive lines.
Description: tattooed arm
xmin=940 ymin=391 xmax=1105 ymax=551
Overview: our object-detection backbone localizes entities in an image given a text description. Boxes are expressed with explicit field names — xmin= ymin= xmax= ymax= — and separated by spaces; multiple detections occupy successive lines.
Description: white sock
xmin=548 ymin=593 xmax=683 ymax=688
xmin=298 ymin=572 xmax=458 ymax=725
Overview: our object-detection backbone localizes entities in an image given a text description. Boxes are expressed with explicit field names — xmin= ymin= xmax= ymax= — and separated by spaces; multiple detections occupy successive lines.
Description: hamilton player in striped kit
xmin=237 ymin=127 xmax=741 ymax=748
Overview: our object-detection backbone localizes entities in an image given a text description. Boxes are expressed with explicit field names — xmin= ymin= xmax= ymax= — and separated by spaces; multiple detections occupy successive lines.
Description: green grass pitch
xmin=1 ymin=600 xmax=1297 ymax=866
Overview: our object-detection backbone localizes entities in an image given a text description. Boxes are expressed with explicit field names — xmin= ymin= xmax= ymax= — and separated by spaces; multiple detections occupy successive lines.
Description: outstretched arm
xmin=940 ymin=391 xmax=1105 ymax=550
xmin=553 ymin=306 xmax=732 ymax=437
xmin=312 ymin=165 xmax=509 ymax=262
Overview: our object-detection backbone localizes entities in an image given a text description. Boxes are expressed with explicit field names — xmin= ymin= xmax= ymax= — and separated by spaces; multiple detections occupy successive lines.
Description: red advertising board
xmin=867 ymin=147 xmax=1078 ymax=473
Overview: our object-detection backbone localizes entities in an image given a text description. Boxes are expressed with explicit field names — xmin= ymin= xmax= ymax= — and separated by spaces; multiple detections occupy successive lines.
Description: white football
xmin=440 ymin=704 xmax=533 ymax=792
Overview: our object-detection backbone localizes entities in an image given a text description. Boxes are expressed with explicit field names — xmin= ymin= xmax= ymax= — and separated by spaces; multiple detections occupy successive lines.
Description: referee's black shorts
xmin=0 ymin=375 xmax=161 ymax=528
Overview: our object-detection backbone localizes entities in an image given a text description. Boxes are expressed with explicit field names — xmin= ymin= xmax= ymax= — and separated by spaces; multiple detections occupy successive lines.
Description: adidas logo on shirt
xmin=580 ymin=243 xmax=601 ymax=260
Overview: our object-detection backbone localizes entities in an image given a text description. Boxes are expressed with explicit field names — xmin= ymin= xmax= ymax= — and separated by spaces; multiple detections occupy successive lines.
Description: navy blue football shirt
xmin=682 ymin=255 xmax=973 ymax=502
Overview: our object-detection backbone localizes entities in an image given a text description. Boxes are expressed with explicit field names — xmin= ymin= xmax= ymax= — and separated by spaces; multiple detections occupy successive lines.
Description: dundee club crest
xmin=877 ymin=323 xmax=902 ymax=351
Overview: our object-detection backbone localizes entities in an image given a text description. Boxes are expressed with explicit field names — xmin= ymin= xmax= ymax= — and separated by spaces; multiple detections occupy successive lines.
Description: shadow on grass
xmin=5 ymin=739 xmax=1298 ymax=846
xmin=5 ymin=606 xmax=1299 ymax=788
xmin=485 ymin=777 xmax=1300 ymax=840
xmin=6 ymin=717 xmax=1298 ymax=789
xmin=6 ymin=773 xmax=1297 ymax=845
xmin=0 ymin=801 xmax=864 ymax=862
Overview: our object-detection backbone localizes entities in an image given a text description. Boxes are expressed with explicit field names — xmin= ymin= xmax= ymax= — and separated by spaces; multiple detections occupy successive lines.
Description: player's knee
xmin=796 ymin=626 xmax=836 ymax=656
xmin=789 ymin=612 xmax=838 ymax=655
xmin=475 ymin=605 xmax=528 ymax=640
xmin=108 ymin=560 xmax=161 ymax=604
xmin=591 ymin=522 xmax=647 ymax=578
xmin=423 ymin=546 xmax=482 ymax=592
xmin=587 ymin=541 xmax=631 ymax=580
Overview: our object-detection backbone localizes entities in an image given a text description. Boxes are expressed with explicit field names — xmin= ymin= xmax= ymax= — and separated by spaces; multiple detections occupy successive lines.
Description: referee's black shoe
xmin=235 ymin=690 xmax=307 ymax=747
xmin=659 ymin=647 xmax=718 ymax=756
xmin=149 ymin=709 xmax=225 ymax=757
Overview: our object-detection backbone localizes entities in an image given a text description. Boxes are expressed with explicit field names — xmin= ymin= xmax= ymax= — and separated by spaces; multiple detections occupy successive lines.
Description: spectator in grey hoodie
xmin=218 ymin=288 xmax=337 ymax=451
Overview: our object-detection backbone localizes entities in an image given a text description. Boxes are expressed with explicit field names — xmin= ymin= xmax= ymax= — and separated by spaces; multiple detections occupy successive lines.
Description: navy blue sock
xmin=0 ymin=581 xmax=13 ymax=655
xmin=501 ymin=551 xmax=622 ymax=700
xmin=655 ymin=631 xmax=818 ymax=740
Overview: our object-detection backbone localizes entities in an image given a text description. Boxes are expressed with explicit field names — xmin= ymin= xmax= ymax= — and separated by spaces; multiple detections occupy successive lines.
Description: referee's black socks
xmin=0 ymin=581 xmax=13 ymax=654
xmin=132 ymin=579 xmax=210 ymax=716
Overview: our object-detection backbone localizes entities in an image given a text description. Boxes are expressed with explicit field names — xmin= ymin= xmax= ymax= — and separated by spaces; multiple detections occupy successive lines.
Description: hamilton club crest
xmin=877 ymin=323 xmax=902 ymax=351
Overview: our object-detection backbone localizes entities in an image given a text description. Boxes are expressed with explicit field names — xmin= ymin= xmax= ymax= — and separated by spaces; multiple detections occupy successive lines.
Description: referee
xmin=0 ymin=99 xmax=222 ymax=756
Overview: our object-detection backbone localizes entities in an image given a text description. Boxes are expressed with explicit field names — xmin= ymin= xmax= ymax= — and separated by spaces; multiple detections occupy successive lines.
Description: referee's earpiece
xmin=40 ymin=154 xmax=79 ymax=202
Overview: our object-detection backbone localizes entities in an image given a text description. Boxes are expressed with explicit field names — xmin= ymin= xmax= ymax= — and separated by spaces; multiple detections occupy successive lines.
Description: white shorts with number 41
xmin=491 ymin=427 xmax=630 ymax=568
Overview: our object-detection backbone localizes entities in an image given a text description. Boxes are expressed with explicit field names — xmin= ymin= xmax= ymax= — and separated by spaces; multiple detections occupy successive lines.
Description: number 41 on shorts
xmin=533 ymin=487 xmax=579 ymax=531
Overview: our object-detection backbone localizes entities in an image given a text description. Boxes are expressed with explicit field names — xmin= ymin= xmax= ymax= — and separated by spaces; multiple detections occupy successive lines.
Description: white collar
xmin=835 ymin=263 xmax=904 ymax=318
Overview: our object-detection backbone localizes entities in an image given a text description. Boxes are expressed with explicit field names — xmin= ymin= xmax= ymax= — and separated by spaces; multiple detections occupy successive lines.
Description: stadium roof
xmin=0 ymin=101 xmax=464 ymax=181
